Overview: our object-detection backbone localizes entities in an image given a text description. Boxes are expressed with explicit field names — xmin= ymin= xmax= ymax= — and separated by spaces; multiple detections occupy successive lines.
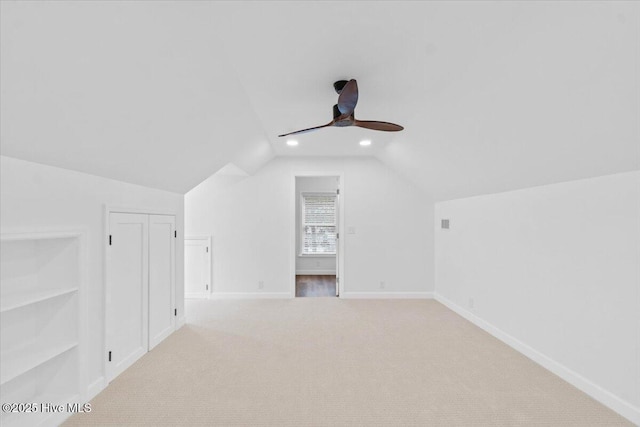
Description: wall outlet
xmin=441 ymin=219 xmax=450 ymax=229
xmin=468 ymin=297 xmax=474 ymax=309
xmin=258 ymin=281 xmax=264 ymax=290
xmin=380 ymin=281 xmax=385 ymax=289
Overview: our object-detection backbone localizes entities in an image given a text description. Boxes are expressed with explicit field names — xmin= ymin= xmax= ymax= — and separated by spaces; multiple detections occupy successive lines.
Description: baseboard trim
xmin=185 ymin=292 xmax=209 ymax=299
xmin=295 ymin=270 xmax=336 ymax=275
xmin=86 ymin=376 xmax=106 ymax=401
xmin=341 ymin=292 xmax=434 ymax=299
xmin=433 ymin=293 xmax=640 ymax=425
xmin=210 ymin=292 xmax=291 ymax=299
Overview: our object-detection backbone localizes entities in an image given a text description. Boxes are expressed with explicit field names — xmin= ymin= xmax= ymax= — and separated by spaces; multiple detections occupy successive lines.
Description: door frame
xmin=148 ymin=214 xmax=176 ymax=350
xmin=103 ymin=205 xmax=178 ymax=383
xmin=290 ymin=172 xmax=345 ymax=298
xmin=184 ymin=235 xmax=212 ymax=299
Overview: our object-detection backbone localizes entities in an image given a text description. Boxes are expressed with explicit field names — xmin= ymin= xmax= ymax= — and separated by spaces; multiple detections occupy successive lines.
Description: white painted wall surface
xmin=435 ymin=171 xmax=640 ymax=423
xmin=295 ymin=176 xmax=338 ymax=274
xmin=185 ymin=157 xmax=434 ymax=296
xmin=0 ymin=156 xmax=185 ymax=394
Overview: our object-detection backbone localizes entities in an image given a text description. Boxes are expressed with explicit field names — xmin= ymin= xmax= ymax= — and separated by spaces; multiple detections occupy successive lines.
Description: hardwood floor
xmin=295 ymin=275 xmax=336 ymax=297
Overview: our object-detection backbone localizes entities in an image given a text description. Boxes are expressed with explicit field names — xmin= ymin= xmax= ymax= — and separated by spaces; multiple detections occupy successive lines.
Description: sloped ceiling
xmin=1 ymin=1 xmax=638 ymax=198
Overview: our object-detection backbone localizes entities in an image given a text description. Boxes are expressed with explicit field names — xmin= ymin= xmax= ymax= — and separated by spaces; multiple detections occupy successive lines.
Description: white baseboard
xmin=341 ymin=292 xmax=434 ymax=299
xmin=296 ymin=270 xmax=336 ymax=275
xmin=210 ymin=292 xmax=291 ymax=299
xmin=185 ymin=292 xmax=209 ymax=299
xmin=434 ymin=293 xmax=640 ymax=425
xmin=86 ymin=376 xmax=106 ymax=401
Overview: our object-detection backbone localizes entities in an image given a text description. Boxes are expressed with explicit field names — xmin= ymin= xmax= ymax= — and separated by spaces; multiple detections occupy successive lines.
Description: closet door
xmin=106 ymin=213 xmax=149 ymax=382
xmin=148 ymin=214 xmax=176 ymax=350
xmin=185 ymin=237 xmax=210 ymax=299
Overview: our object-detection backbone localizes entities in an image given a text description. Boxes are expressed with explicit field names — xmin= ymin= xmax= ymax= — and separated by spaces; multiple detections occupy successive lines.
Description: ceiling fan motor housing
xmin=333 ymin=80 xmax=349 ymax=94
xmin=278 ymin=79 xmax=403 ymax=137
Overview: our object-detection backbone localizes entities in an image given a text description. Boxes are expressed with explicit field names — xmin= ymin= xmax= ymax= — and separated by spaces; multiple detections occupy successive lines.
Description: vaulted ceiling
xmin=1 ymin=1 xmax=638 ymax=198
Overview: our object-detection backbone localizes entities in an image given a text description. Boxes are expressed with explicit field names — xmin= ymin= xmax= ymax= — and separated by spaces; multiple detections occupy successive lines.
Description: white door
xmin=335 ymin=187 xmax=340 ymax=297
xmin=148 ymin=214 xmax=176 ymax=350
xmin=184 ymin=237 xmax=211 ymax=299
xmin=106 ymin=213 xmax=149 ymax=382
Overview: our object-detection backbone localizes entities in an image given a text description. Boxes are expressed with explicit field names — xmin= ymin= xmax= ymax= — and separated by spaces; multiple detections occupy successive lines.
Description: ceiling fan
xmin=278 ymin=79 xmax=404 ymax=137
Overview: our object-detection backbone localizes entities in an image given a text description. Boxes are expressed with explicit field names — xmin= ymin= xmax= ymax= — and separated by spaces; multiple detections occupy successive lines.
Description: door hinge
xmin=337 ymin=189 xmax=340 ymax=195
xmin=174 ymin=308 xmax=177 ymax=316
xmin=109 ymin=235 xmax=112 ymax=246
xmin=174 ymin=230 xmax=177 ymax=238
xmin=337 ymin=233 xmax=339 ymax=239
xmin=337 ymin=277 xmax=339 ymax=283
xmin=206 ymin=284 xmax=209 ymax=290
xmin=108 ymin=351 xmax=112 ymax=362
xmin=206 ymin=247 xmax=209 ymax=253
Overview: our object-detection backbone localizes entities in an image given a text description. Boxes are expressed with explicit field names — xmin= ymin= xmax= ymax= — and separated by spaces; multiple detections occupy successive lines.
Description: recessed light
xmin=359 ymin=140 xmax=372 ymax=146
xmin=287 ymin=140 xmax=299 ymax=146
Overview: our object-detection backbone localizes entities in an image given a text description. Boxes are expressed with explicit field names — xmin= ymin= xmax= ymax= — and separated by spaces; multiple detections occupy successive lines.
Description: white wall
xmin=435 ymin=171 xmax=640 ymax=423
xmin=295 ymin=176 xmax=338 ymax=275
xmin=185 ymin=156 xmax=434 ymax=297
xmin=0 ymin=156 xmax=185 ymax=396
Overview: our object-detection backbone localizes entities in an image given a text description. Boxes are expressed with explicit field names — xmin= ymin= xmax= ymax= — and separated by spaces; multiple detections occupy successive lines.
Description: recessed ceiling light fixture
xmin=359 ymin=139 xmax=372 ymax=146
xmin=286 ymin=140 xmax=299 ymax=146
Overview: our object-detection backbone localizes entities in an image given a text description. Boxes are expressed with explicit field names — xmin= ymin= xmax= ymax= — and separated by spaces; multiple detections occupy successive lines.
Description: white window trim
xmin=300 ymin=192 xmax=337 ymax=256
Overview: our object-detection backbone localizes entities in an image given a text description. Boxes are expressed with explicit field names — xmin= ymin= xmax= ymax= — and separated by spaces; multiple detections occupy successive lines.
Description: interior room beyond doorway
xmin=295 ymin=275 xmax=337 ymax=297
xmin=295 ymin=175 xmax=340 ymax=297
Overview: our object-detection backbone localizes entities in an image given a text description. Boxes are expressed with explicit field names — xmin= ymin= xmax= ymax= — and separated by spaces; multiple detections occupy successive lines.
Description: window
xmin=301 ymin=193 xmax=337 ymax=255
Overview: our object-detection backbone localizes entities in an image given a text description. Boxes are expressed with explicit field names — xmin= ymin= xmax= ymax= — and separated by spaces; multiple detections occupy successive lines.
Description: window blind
xmin=302 ymin=194 xmax=336 ymax=254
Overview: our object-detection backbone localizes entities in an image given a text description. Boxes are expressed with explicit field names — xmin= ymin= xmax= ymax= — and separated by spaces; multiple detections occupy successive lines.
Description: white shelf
xmin=1 ymin=393 xmax=80 ymax=427
xmin=0 ymin=288 xmax=78 ymax=313
xmin=1 ymin=230 xmax=85 ymax=427
xmin=1 ymin=341 xmax=78 ymax=385
xmin=0 ymin=231 xmax=81 ymax=242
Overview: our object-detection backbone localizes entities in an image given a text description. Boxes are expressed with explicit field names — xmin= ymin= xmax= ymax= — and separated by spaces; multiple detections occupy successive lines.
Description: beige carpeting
xmin=65 ymin=299 xmax=632 ymax=426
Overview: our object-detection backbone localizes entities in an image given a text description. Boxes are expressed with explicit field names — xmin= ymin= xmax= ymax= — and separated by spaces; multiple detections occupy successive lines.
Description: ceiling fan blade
xmin=354 ymin=120 xmax=404 ymax=132
xmin=337 ymin=79 xmax=358 ymax=115
xmin=278 ymin=121 xmax=334 ymax=137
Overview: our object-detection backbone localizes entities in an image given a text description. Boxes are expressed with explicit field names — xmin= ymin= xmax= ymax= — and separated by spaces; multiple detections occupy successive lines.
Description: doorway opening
xmin=294 ymin=175 xmax=342 ymax=297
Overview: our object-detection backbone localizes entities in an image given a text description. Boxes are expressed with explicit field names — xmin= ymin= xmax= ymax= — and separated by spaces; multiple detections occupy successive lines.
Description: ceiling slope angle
xmin=0 ymin=1 xmax=274 ymax=194
xmin=1 ymin=1 xmax=639 ymax=198
xmin=374 ymin=1 xmax=640 ymax=200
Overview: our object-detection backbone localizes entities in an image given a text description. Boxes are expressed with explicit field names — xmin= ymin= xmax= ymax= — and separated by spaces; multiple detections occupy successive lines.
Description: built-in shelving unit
xmin=0 ymin=232 xmax=84 ymax=427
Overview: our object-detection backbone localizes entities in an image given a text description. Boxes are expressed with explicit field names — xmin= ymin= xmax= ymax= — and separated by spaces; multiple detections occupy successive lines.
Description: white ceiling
xmin=1 ymin=1 xmax=638 ymax=198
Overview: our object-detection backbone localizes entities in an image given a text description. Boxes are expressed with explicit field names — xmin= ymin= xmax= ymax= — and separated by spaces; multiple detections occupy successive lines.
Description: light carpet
xmin=65 ymin=299 xmax=632 ymax=426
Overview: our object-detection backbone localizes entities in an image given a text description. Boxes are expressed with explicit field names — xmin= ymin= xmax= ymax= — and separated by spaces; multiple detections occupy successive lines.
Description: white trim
xmin=86 ymin=376 xmax=106 ymax=401
xmin=295 ymin=270 xmax=337 ymax=275
xmin=298 ymin=253 xmax=336 ymax=258
xmin=185 ymin=235 xmax=210 ymax=240
xmin=0 ymin=226 xmax=87 ymax=237
xmin=210 ymin=292 xmax=291 ymax=299
xmin=341 ymin=292 xmax=434 ymax=299
xmin=291 ymin=172 xmax=345 ymax=298
xmin=434 ymin=293 xmax=640 ymax=425
xmin=106 ymin=205 xmax=178 ymax=216
xmin=185 ymin=292 xmax=210 ymax=299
